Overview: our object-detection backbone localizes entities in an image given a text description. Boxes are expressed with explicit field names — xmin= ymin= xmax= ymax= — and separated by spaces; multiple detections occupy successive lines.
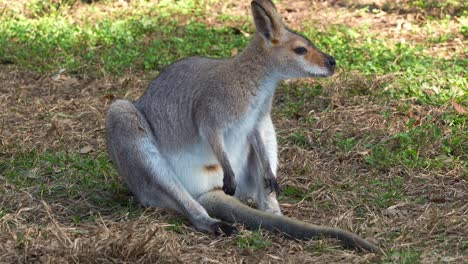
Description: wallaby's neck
xmin=229 ymin=34 xmax=281 ymax=92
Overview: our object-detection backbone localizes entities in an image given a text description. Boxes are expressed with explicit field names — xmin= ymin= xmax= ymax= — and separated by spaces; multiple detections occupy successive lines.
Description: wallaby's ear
xmin=251 ymin=0 xmax=283 ymax=43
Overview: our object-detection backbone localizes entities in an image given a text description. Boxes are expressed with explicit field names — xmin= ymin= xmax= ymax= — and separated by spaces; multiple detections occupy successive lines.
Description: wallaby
xmin=105 ymin=0 xmax=382 ymax=253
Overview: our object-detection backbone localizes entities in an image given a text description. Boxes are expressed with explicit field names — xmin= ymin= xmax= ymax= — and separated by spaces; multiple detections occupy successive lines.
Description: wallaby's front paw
xmin=222 ymin=181 xmax=237 ymax=196
xmin=264 ymin=177 xmax=281 ymax=197
xmin=211 ymin=221 xmax=238 ymax=236
xmin=223 ymin=172 xmax=237 ymax=196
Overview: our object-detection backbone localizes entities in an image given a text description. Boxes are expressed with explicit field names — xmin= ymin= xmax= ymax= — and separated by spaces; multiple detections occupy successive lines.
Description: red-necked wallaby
xmin=106 ymin=0 xmax=381 ymax=253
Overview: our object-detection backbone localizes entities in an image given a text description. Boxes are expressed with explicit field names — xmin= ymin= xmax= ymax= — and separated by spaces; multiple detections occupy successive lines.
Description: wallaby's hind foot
xmin=258 ymin=192 xmax=282 ymax=215
xmin=211 ymin=221 xmax=239 ymax=236
xmin=190 ymin=215 xmax=238 ymax=236
xmin=264 ymin=177 xmax=281 ymax=196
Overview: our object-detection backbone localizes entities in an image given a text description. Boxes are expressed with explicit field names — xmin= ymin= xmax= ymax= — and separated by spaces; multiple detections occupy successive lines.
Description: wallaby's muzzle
xmin=325 ymin=54 xmax=336 ymax=73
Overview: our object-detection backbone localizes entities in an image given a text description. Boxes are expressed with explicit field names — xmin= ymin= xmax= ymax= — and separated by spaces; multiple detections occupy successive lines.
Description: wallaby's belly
xmin=166 ymin=135 xmax=249 ymax=197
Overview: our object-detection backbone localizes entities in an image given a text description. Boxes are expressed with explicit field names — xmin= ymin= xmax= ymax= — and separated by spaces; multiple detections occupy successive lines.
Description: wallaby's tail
xmin=198 ymin=190 xmax=382 ymax=254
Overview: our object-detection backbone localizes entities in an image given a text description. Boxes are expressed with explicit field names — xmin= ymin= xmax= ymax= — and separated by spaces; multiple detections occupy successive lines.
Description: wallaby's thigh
xmin=105 ymin=100 xmax=177 ymax=208
xmin=105 ymin=100 xmax=228 ymax=233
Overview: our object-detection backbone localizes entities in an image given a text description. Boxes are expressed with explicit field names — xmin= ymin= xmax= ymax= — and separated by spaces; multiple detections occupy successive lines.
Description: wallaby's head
xmin=251 ymin=0 xmax=335 ymax=78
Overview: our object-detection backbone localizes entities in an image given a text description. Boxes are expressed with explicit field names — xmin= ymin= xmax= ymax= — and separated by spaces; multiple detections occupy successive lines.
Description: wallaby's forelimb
xmin=248 ymin=129 xmax=280 ymax=195
xmin=198 ymin=190 xmax=383 ymax=254
xmin=201 ymin=127 xmax=237 ymax=195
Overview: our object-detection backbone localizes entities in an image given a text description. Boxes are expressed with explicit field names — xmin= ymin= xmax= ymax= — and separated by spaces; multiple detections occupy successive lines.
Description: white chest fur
xmin=223 ymin=78 xmax=277 ymax=172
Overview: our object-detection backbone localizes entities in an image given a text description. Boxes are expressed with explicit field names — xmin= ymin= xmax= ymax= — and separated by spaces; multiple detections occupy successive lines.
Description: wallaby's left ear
xmin=251 ymin=0 xmax=284 ymax=43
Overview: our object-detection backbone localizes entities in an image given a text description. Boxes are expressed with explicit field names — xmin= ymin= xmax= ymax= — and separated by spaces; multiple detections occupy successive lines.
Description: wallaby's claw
xmin=212 ymin=221 xmax=238 ymax=236
xmin=222 ymin=183 xmax=236 ymax=196
xmin=272 ymin=179 xmax=281 ymax=197
xmin=264 ymin=177 xmax=281 ymax=197
xmin=223 ymin=172 xmax=237 ymax=196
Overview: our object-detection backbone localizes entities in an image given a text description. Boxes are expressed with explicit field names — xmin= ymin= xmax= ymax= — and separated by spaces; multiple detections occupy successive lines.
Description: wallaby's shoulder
xmin=142 ymin=56 xmax=228 ymax=94
xmin=136 ymin=55 xmax=231 ymax=108
xmin=157 ymin=56 xmax=226 ymax=78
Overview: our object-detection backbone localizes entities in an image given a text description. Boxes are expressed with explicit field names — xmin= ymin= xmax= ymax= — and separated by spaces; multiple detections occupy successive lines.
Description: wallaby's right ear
xmin=251 ymin=0 xmax=283 ymax=43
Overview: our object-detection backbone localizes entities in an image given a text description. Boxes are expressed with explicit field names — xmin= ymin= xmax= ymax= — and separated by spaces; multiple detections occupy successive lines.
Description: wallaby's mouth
xmin=325 ymin=66 xmax=336 ymax=77
xmin=300 ymin=55 xmax=336 ymax=78
xmin=313 ymin=71 xmax=334 ymax=78
xmin=310 ymin=66 xmax=335 ymax=78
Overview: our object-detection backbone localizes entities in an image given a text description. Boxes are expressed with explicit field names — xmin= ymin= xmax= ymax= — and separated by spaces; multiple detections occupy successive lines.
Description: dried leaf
xmin=230 ymin=48 xmax=238 ymax=56
xmin=103 ymin=93 xmax=116 ymax=100
xmin=430 ymin=196 xmax=447 ymax=203
xmin=387 ymin=201 xmax=408 ymax=210
xmin=79 ymin=146 xmax=93 ymax=154
xmin=407 ymin=106 xmax=421 ymax=125
xmin=451 ymin=99 xmax=466 ymax=114
xmin=357 ymin=150 xmax=370 ymax=156
xmin=423 ymin=89 xmax=434 ymax=96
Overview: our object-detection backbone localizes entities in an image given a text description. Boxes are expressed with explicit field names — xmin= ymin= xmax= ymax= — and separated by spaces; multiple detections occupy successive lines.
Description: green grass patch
xmin=0 ymin=0 xmax=249 ymax=75
xmin=277 ymin=83 xmax=325 ymax=118
xmin=165 ymin=217 xmax=187 ymax=234
xmin=0 ymin=17 xmax=248 ymax=75
xmin=0 ymin=150 xmax=140 ymax=219
xmin=335 ymin=134 xmax=358 ymax=152
xmin=368 ymin=177 xmax=405 ymax=208
xmin=305 ymin=240 xmax=338 ymax=255
xmin=290 ymin=132 xmax=309 ymax=148
xmin=408 ymin=0 xmax=467 ymax=17
xmin=0 ymin=208 xmax=7 ymax=220
xmin=364 ymin=121 xmax=466 ymax=171
xmin=384 ymin=248 xmax=422 ymax=264
xmin=236 ymin=230 xmax=272 ymax=250
xmin=279 ymin=185 xmax=309 ymax=202
xmin=305 ymin=25 xmax=466 ymax=106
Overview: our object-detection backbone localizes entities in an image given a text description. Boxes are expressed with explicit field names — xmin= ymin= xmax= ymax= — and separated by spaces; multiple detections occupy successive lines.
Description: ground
xmin=0 ymin=0 xmax=466 ymax=263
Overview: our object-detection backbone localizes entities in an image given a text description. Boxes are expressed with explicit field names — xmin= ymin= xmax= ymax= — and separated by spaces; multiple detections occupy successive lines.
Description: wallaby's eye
xmin=293 ymin=47 xmax=308 ymax=55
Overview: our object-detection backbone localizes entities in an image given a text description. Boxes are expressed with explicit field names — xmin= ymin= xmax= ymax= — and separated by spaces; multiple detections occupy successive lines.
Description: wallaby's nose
xmin=325 ymin=55 xmax=336 ymax=68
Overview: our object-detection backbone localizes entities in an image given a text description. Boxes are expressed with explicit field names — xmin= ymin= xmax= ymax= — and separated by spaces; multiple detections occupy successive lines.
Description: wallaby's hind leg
xmin=237 ymin=115 xmax=281 ymax=215
xmin=105 ymin=100 xmax=236 ymax=235
xmin=255 ymin=115 xmax=281 ymax=215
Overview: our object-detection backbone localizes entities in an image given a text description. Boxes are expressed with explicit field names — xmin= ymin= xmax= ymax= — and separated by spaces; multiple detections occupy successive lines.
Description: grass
xmin=385 ymin=249 xmax=422 ymax=264
xmin=0 ymin=0 xmax=249 ymax=75
xmin=307 ymin=24 xmax=466 ymax=106
xmin=0 ymin=151 xmax=140 ymax=221
xmin=0 ymin=0 xmax=466 ymax=263
xmin=236 ymin=231 xmax=272 ymax=250
xmin=368 ymin=177 xmax=405 ymax=208
xmin=279 ymin=185 xmax=309 ymax=202
xmin=365 ymin=122 xmax=466 ymax=170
